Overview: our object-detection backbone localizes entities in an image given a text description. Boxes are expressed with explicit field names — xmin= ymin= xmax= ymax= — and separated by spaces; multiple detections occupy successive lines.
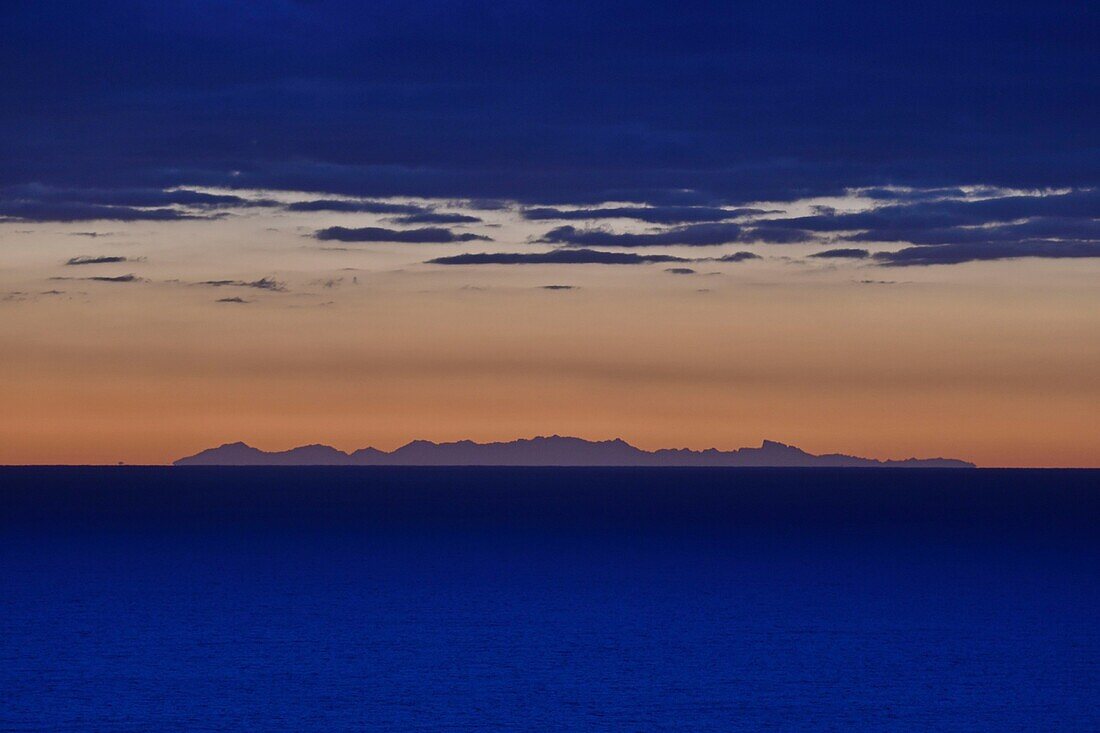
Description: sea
xmin=2 ymin=467 xmax=1098 ymax=731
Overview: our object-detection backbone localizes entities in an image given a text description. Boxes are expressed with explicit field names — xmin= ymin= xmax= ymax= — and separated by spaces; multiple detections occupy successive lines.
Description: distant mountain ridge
xmin=173 ymin=436 xmax=974 ymax=467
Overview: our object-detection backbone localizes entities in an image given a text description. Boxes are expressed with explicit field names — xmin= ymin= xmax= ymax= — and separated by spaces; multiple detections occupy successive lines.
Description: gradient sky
xmin=1 ymin=1 xmax=1098 ymax=466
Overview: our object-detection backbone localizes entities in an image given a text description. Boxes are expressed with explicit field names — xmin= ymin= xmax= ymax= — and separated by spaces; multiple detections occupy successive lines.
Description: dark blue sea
xmin=2 ymin=467 xmax=1098 ymax=731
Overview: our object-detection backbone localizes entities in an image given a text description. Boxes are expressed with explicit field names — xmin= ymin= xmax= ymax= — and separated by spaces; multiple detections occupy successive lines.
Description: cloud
xmin=65 ymin=255 xmax=132 ymax=265
xmin=849 ymin=216 xmax=1100 ymax=246
xmin=461 ymin=199 xmax=511 ymax=211
xmin=3 ymin=4 xmax=1096 ymax=211
xmin=286 ymin=199 xmax=427 ymax=214
xmin=809 ymin=248 xmax=871 ymax=259
xmin=0 ymin=201 xmax=199 ymax=222
xmin=539 ymin=223 xmax=742 ymax=247
xmin=712 ymin=251 xmax=761 ymax=262
xmin=388 ymin=212 xmax=483 ymax=224
xmin=3 ymin=289 xmax=71 ymax=302
xmin=665 ymin=267 xmax=697 ymax=275
xmin=857 ymin=187 xmax=970 ymax=202
xmin=727 ymin=188 xmax=1100 ymax=263
xmin=426 ymin=249 xmax=690 ymax=265
xmin=0 ymin=185 xmax=275 ymax=222
xmin=315 ymin=226 xmax=491 ymax=243
xmin=760 ymin=190 xmax=1100 ymax=237
xmin=875 ymin=241 xmax=1100 ymax=266
xmin=3 ymin=184 xmax=262 ymax=208
xmin=539 ymin=222 xmax=819 ymax=248
xmin=738 ymin=227 xmax=814 ymax=244
xmin=522 ymin=206 xmax=769 ymax=224
xmin=198 ymin=277 xmax=286 ymax=291
xmin=51 ymin=273 xmax=142 ymax=283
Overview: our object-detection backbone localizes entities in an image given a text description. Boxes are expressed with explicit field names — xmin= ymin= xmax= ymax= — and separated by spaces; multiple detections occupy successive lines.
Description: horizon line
xmin=6 ymin=436 xmax=1099 ymax=468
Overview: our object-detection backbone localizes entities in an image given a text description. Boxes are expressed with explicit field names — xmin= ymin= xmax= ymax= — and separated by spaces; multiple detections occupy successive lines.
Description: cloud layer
xmin=3 ymin=4 xmax=1096 ymax=270
xmin=3 ymin=2 xmax=1095 ymax=206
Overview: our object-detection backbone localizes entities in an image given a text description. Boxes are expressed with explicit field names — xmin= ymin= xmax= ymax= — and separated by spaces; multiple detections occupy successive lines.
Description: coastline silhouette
xmin=174 ymin=436 xmax=974 ymax=467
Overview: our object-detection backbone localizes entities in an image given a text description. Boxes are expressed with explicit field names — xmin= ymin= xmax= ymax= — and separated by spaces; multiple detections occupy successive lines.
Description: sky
xmin=1 ymin=0 xmax=1098 ymax=466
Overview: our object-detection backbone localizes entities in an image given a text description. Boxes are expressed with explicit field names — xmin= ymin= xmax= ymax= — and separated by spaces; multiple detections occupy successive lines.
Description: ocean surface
xmin=2 ymin=467 xmax=1098 ymax=731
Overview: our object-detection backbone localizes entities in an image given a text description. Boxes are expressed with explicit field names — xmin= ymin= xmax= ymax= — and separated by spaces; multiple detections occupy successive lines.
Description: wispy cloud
xmin=65 ymin=255 xmax=135 ymax=266
xmin=0 ymin=202 xmax=199 ymax=222
xmin=51 ymin=273 xmax=142 ymax=283
xmin=198 ymin=277 xmax=286 ymax=291
xmin=540 ymin=223 xmax=810 ymax=247
xmin=522 ymin=206 xmax=770 ymax=224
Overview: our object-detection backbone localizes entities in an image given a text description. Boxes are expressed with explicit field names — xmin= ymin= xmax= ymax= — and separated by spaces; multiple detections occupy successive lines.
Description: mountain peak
xmin=760 ymin=439 xmax=795 ymax=450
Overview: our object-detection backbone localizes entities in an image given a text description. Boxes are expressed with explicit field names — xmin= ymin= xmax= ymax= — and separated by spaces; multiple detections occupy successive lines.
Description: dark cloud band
xmin=316 ymin=226 xmax=491 ymax=243
xmin=427 ymin=250 xmax=690 ymax=265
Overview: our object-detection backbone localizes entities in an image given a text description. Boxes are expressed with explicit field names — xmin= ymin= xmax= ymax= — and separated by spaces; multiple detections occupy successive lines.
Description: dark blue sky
xmin=3 ymin=0 xmax=1097 ymax=204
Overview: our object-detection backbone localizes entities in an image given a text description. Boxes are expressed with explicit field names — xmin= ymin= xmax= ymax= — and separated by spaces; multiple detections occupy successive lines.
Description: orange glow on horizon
xmin=2 ymin=249 xmax=1098 ymax=467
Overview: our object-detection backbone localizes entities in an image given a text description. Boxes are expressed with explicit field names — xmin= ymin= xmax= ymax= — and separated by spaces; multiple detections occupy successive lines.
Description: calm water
xmin=2 ymin=467 xmax=1098 ymax=731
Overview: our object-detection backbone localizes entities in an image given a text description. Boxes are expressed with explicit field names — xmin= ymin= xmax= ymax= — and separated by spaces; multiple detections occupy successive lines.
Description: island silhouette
xmin=174 ymin=437 xmax=974 ymax=467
